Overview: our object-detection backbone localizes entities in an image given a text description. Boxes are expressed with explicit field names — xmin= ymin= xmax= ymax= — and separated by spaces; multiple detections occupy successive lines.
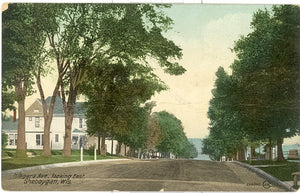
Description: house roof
xmin=45 ymin=96 xmax=65 ymax=116
xmin=25 ymin=100 xmax=43 ymax=116
xmin=26 ymin=95 xmax=85 ymax=117
xmin=2 ymin=120 xmax=18 ymax=132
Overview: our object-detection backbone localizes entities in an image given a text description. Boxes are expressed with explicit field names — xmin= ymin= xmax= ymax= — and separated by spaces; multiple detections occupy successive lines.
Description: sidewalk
xmin=252 ymin=164 xmax=288 ymax=168
xmin=2 ymin=158 xmax=130 ymax=175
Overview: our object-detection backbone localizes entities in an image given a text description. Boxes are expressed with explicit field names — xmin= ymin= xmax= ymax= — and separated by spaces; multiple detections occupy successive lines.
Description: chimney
xmin=13 ymin=109 xmax=16 ymax=122
xmin=58 ymin=91 xmax=61 ymax=98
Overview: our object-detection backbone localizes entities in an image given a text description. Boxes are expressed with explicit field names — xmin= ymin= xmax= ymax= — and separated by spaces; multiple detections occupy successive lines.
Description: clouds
xmin=152 ymin=10 xmax=254 ymax=138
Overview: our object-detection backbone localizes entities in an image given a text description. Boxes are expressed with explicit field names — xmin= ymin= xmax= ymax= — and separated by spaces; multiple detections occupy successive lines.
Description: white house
xmin=3 ymin=95 xmax=88 ymax=150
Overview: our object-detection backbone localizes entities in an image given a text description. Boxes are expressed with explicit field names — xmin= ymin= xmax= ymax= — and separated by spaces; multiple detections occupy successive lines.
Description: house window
xmin=29 ymin=117 xmax=32 ymax=121
xmin=36 ymin=134 xmax=44 ymax=146
xmin=55 ymin=134 xmax=59 ymax=142
xmin=79 ymin=118 xmax=83 ymax=128
xmin=35 ymin=117 xmax=40 ymax=128
xmin=8 ymin=134 xmax=17 ymax=145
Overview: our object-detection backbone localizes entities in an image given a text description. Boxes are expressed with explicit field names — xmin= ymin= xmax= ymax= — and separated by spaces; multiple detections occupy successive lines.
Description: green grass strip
xmin=2 ymin=149 xmax=120 ymax=171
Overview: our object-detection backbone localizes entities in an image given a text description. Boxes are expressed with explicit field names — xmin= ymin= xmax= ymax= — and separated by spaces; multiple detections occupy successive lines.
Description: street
xmin=2 ymin=159 xmax=287 ymax=191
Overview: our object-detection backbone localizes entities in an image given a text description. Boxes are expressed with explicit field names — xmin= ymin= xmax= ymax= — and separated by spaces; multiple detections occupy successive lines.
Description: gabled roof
xmin=25 ymin=95 xmax=85 ymax=117
xmin=25 ymin=100 xmax=43 ymax=116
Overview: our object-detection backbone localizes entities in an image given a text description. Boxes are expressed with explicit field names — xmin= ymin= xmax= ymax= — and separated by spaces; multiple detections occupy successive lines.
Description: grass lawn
xmin=243 ymin=160 xmax=300 ymax=181
xmin=2 ymin=149 xmax=121 ymax=171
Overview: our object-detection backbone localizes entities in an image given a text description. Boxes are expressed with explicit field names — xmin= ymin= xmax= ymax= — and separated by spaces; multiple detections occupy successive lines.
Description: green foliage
xmin=30 ymin=3 xmax=185 ymax=156
xmin=77 ymin=4 xmax=185 ymax=153
xmin=155 ymin=111 xmax=198 ymax=158
xmin=2 ymin=4 xmax=46 ymax=156
xmin=1 ymin=149 xmax=120 ymax=171
xmin=83 ymin=62 xmax=165 ymax=142
xmin=204 ymin=5 xmax=300 ymax=161
xmin=120 ymin=104 xmax=153 ymax=150
xmin=203 ymin=67 xmax=248 ymax=160
xmin=2 ymin=3 xmax=45 ymax=101
xmin=86 ymin=146 xmax=96 ymax=155
xmin=146 ymin=113 xmax=162 ymax=151
xmin=1 ymin=91 xmax=15 ymax=112
xmin=256 ymin=162 xmax=299 ymax=181
xmin=232 ymin=5 xmax=300 ymax=142
xmin=2 ymin=133 xmax=8 ymax=149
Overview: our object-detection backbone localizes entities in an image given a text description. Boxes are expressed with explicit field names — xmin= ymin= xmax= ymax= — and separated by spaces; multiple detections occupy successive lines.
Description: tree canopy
xmin=203 ymin=5 xmax=300 ymax=161
xmin=154 ymin=111 xmax=197 ymax=159
xmin=76 ymin=4 xmax=186 ymax=156
xmin=2 ymin=4 xmax=45 ymax=157
xmin=3 ymin=3 xmax=186 ymax=157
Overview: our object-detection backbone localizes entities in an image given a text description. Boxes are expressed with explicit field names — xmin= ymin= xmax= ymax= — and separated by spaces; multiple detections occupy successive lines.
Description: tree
xmin=204 ymin=6 xmax=300 ymax=161
xmin=33 ymin=4 xmax=184 ymax=157
xmin=146 ymin=113 xmax=161 ymax=153
xmin=118 ymin=103 xmax=155 ymax=153
xmin=82 ymin=60 xmax=166 ymax=155
xmin=232 ymin=5 xmax=300 ymax=160
xmin=154 ymin=111 xmax=197 ymax=158
xmin=203 ymin=67 xmax=249 ymax=161
xmin=2 ymin=4 xmax=44 ymax=157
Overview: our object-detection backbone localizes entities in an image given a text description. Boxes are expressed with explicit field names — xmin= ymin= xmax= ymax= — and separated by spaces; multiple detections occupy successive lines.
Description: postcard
xmin=1 ymin=1 xmax=299 ymax=192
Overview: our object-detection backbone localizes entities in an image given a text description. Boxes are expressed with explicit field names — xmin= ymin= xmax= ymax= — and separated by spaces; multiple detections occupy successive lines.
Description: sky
xmin=149 ymin=4 xmax=299 ymax=144
xmin=150 ymin=4 xmax=269 ymax=137
xmin=3 ymin=3 xmax=298 ymax=144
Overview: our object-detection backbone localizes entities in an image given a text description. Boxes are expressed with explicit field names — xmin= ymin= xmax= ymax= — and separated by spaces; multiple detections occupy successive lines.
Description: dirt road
xmin=2 ymin=159 xmax=288 ymax=191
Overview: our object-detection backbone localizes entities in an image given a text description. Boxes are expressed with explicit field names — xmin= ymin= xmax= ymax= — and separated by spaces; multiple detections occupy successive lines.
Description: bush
xmin=258 ymin=162 xmax=299 ymax=181
xmin=4 ymin=151 xmax=14 ymax=157
xmin=86 ymin=146 xmax=96 ymax=155
xmin=2 ymin=132 xmax=8 ymax=149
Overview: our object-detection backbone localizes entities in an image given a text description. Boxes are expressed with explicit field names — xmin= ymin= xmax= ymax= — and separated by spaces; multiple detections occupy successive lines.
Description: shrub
xmin=2 ymin=132 xmax=8 ymax=149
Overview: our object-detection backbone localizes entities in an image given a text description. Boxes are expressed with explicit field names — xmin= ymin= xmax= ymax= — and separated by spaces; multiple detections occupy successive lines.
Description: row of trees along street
xmin=202 ymin=5 xmax=300 ymax=161
xmin=2 ymin=4 xmax=197 ymax=158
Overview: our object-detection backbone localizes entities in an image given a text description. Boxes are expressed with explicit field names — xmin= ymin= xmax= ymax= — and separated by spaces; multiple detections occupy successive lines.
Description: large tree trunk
xmin=117 ymin=142 xmax=122 ymax=156
xmin=61 ymin=63 xmax=83 ymax=157
xmin=63 ymin=108 xmax=74 ymax=157
xmin=277 ymin=138 xmax=285 ymax=161
xmin=100 ymin=133 xmax=106 ymax=156
xmin=62 ymin=87 xmax=76 ymax=157
xmin=15 ymin=78 xmax=28 ymax=158
xmin=238 ymin=148 xmax=246 ymax=161
xmin=36 ymin=65 xmax=61 ymax=157
xmin=42 ymin=119 xmax=52 ymax=156
xmin=15 ymin=93 xmax=26 ymax=158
